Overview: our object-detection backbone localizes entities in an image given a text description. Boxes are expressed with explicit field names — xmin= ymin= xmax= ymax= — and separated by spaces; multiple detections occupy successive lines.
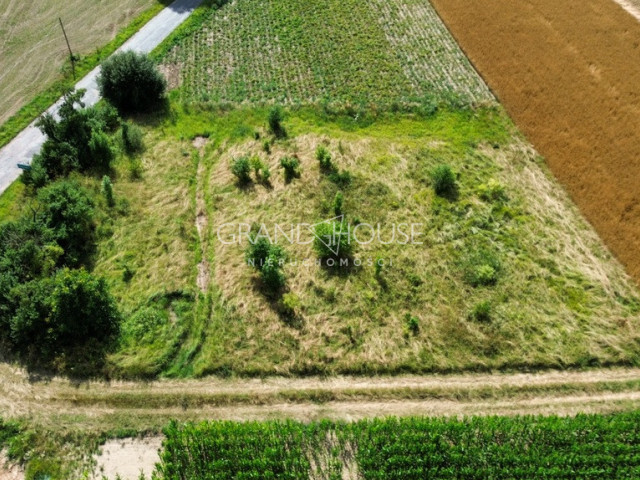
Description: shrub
xmin=267 ymin=106 xmax=286 ymax=138
xmin=231 ymin=156 xmax=252 ymax=184
xmin=101 ymin=176 xmax=115 ymax=207
xmin=10 ymin=268 xmax=120 ymax=360
xmin=477 ymin=179 xmax=507 ymax=202
xmin=471 ymin=301 xmax=492 ymax=322
xmin=245 ymin=236 xmax=273 ymax=268
xmin=261 ymin=255 xmax=286 ymax=293
xmin=262 ymin=140 xmax=271 ymax=154
xmin=37 ymin=181 xmax=95 ymax=267
xmin=329 ymin=169 xmax=352 ymax=188
xmin=314 ymin=221 xmax=354 ymax=260
xmin=462 ymin=249 xmax=501 ymax=287
xmin=245 ymin=236 xmax=286 ymax=295
xmin=316 ymin=145 xmax=333 ymax=171
xmin=280 ymin=293 xmax=300 ymax=316
xmin=249 ymin=156 xmax=270 ymax=183
xmin=88 ymin=130 xmax=114 ymax=169
xmin=333 ymin=191 xmax=344 ymax=216
xmin=27 ymin=89 xmax=115 ymax=183
xmin=404 ymin=314 xmax=420 ymax=336
xmin=122 ymin=122 xmax=145 ymax=155
xmin=98 ymin=51 xmax=167 ymax=113
xmin=280 ymin=156 xmax=301 ymax=183
xmin=430 ymin=164 xmax=456 ymax=196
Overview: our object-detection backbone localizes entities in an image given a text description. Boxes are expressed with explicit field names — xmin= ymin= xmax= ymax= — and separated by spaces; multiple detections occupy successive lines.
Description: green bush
xmin=477 ymin=178 xmax=507 ymax=202
xmin=316 ymin=145 xmax=333 ymax=171
xmin=231 ymin=156 xmax=252 ymax=184
xmin=10 ymin=268 xmax=120 ymax=360
xmin=329 ymin=169 xmax=352 ymax=188
xmin=280 ymin=156 xmax=301 ymax=183
xmin=101 ymin=176 xmax=115 ymax=207
xmin=37 ymin=181 xmax=95 ymax=267
xmin=267 ymin=106 xmax=286 ymax=138
xmin=98 ymin=51 xmax=166 ymax=113
xmin=313 ymin=221 xmax=354 ymax=260
xmin=250 ymin=156 xmax=270 ymax=183
xmin=26 ymin=89 xmax=115 ymax=184
xmin=430 ymin=164 xmax=456 ymax=196
xmin=471 ymin=301 xmax=492 ymax=322
xmin=462 ymin=249 xmax=501 ymax=287
xmin=88 ymin=130 xmax=114 ymax=169
xmin=245 ymin=236 xmax=286 ymax=295
xmin=404 ymin=314 xmax=420 ymax=336
xmin=122 ymin=122 xmax=145 ymax=155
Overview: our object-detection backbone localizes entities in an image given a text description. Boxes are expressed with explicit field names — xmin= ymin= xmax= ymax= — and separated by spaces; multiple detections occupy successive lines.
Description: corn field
xmin=160 ymin=0 xmax=495 ymax=107
xmin=154 ymin=413 xmax=640 ymax=479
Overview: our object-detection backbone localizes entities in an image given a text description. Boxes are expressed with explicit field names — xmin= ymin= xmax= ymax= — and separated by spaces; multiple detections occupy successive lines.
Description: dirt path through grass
xmin=429 ymin=0 xmax=640 ymax=284
xmin=3 ymin=365 xmax=640 ymax=430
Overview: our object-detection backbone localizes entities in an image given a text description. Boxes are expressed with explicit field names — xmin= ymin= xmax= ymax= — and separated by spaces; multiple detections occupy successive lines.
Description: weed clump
xmin=268 ymin=106 xmax=286 ymax=138
xmin=316 ymin=145 xmax=333 ymax=172
xmin=430 ymin=164 xmax=456 ymax=197
xmin=280 ymin=156 xmax=301 ymax=183
xmin=231 ymin=156 xmax=252 ymax=184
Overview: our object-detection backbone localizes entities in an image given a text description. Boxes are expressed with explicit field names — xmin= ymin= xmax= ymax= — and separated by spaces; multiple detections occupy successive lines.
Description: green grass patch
xmin=0 ymin=181 xmax=25 ymax=221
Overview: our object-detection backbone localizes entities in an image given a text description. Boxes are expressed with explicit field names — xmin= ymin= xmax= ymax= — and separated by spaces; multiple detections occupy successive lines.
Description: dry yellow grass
xmin=0 ymin=0 xmax=156 ymax=123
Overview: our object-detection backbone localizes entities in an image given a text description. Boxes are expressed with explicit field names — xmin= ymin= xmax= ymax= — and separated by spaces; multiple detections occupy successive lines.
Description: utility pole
xmin=59 ymin=17 xmax=76 ymax=80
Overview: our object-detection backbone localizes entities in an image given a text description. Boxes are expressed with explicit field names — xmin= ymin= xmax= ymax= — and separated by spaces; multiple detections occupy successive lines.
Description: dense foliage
xmin=155 ymin=413 xmax=640 ymax=479
xmin=24 ymin=90 xmax=116 ymax=187
xmin=98 ymin=51 xmax=167 ymax=113
xmin=0 ymin=180 xmax=119 ymax=370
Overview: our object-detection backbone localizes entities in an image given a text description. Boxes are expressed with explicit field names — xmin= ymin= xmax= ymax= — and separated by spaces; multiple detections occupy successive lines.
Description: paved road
xmin=0 ymin=0 xmax=203 ymax=196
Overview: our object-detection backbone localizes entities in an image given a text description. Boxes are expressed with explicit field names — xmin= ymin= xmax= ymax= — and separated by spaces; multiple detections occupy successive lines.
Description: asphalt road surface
xmin=0 ymin=0 xmax=203 ymax=196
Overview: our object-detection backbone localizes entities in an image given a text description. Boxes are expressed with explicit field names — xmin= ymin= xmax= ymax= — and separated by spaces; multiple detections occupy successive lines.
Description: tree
xmin=10 ymin=269 xmax=120 ymax=360
xmin=37 ymin=181 xmax=95 ymax=266
xmin=26 ymin=89 xmax=115 ymax=184
xmin=98 ymin=51 xmax=167 ymax=113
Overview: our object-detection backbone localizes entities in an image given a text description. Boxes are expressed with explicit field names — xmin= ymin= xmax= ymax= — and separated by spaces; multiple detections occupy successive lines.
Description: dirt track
xmin=430 ymin=0 xmax=640 ymax=283
xmin=4 ymin=364 xmax=640 ymax=430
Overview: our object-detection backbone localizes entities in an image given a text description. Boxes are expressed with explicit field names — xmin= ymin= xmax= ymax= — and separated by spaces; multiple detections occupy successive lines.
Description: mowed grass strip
xmin=430 ymin=0 xmax=640 ymax=284
xmin=53 ymin=379 xmax=640 ymax=409
xmin=160 ymin=0 xmax=493 ymax=106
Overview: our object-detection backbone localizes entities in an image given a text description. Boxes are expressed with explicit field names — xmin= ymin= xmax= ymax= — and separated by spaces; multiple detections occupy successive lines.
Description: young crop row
xmin=370 ymin=0 xmax=493 ymax=105
xmin=154 ymin=412 xmax=640 ymax=479
xmin=160 ymin=0 xmax=494 ymax=107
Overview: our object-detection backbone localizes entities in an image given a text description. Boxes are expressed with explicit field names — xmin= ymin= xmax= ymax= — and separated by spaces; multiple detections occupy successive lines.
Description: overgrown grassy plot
xmin=90 ymin=105 xmax=640 ymax=378
xmin=160 ymin=0 xmax=493 ymax=106
xmin=154 ymin=413 xmax=640 ymax=479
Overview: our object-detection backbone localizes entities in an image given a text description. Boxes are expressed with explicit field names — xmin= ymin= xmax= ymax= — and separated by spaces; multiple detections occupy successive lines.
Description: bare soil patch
xmin=430 ymin=0 xmax=640 ymax=283
xmin=91 ymin=437 xmax=162 ymax=480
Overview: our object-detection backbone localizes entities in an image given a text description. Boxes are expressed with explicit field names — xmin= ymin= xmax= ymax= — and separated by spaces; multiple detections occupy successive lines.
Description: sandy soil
xmin=0 ymin=452 xmax=23 ymax=480
xmin=92 ymin=437 xmax=162 ymax=480
xmin=616 ymin=0 xmax=640 ymax=20
xmin=430 ymin=0 xmax=640 ymax=284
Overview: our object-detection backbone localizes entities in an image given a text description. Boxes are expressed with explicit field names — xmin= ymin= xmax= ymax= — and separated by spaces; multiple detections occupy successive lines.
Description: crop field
xmin=430 ymin=0 xmax=640 ymax=285
xmin=0 ymin=0 xmax=160 ymax=125
xmin=159 ymin=0 xmax=493 ymax=107
xmin=155 ymin=413 xmax=640 ymax=479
